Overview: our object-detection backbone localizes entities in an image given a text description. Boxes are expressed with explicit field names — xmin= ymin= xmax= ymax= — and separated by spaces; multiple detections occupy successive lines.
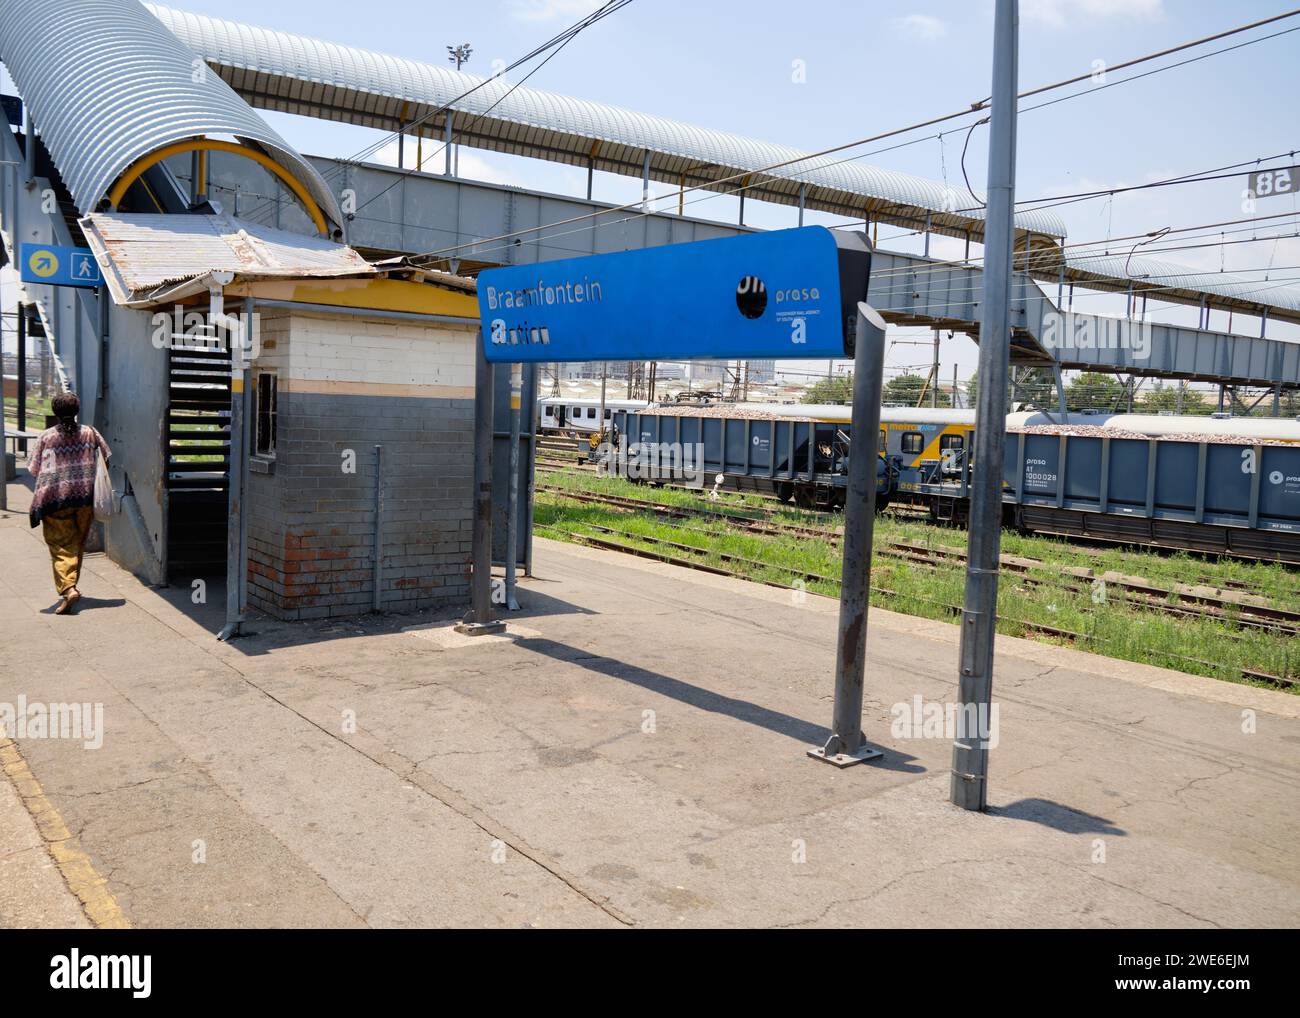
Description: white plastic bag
xmin=93 ymin=450 xmax=117 ymax=521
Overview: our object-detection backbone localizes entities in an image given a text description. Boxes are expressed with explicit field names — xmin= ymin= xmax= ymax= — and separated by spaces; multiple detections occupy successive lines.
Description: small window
xmin=939 ymin=434 xmax=964 ymax=451
xmin=255 ymin=372 xmax=278 ymax=456
xmin=900 ymin=431 xmax=925 ymax=454
xmin=588 ymin=407 xmax=597 ymax=419
xmin=878 ymin=429 xmax=887 ymax=452
xmin=604 ymin=409 xmax=612 ymax=419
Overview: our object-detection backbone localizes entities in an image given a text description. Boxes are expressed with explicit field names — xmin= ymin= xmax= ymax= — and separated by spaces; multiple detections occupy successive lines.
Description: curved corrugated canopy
xmin=145 ymin=3 xmax=1066 ymax=244
xmin=1064 ymin=250 xmax=1300 ymax=315
xmin=0 ymin=0 xmax=343 ymax=229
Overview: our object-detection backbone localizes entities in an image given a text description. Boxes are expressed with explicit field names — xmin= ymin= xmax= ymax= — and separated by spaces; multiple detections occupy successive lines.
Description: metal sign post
xmin=217 ymin=284 xmax=247 ymax=643
xmin=950 ymin=0 xmax=1020 ymax=811
xmin=504 ymin=363 xmax=523 ymax=612
xmin=471 ymin=227 xmax=870 ymax=660
xmin=457 ymin=337 xmax=506 ymax=635
xmin=808 ymin=302 xmax=888 ymax=768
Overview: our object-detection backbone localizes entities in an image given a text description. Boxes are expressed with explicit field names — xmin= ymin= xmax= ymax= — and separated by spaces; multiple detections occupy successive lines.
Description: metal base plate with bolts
xmin=454 ymin=619 xmax=507 ymax=637
xmin=807 ymin=733 xmax=884 ymax=769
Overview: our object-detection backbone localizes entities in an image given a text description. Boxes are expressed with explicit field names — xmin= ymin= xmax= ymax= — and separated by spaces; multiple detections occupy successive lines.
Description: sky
xmin=4 ymin=0 xmax=1300 ymax=386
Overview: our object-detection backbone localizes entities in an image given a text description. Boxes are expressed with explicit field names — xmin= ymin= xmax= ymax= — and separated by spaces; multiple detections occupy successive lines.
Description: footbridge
xmin=221 ymin=152 xmax=1300 ymax=394
xmin=2 ymin=0 xmax=1300 ymax=415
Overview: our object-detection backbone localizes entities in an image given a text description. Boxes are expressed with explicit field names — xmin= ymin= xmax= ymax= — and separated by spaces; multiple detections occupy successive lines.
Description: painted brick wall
xmin=245 ymin=311 xmax=477 ymax=620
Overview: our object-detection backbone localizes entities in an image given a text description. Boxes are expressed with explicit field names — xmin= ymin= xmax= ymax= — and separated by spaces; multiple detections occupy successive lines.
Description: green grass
xmin=2 ymin=393 xmax=53 ymax=430
xmin=535 ymin=467 xmax=1300 ymax=692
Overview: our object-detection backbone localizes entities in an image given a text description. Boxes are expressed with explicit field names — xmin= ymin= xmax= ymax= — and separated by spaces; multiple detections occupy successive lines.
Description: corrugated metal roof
xmin=82 ymin=212 xmax=373 ymax=304
xmin=1064 ymin=250 xmax=1300 ymax=314
xmin=0 ymin=0 xmax=343 ymax=228
xmin=145 ymin=3 xmax=1067 ymax=242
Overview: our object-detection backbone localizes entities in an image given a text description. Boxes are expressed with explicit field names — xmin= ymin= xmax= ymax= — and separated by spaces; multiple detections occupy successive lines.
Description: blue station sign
xmin=477 ymin=225 xmax=868 ymax=363
xmin=20 ymin=243 xmax=103 ymax=288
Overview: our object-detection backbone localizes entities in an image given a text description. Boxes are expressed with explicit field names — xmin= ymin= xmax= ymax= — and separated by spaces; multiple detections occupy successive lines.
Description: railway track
xmin=535 ymin=484 xmax=837 ymax=539
xmin=536 ymin=521 xmax=1295 ymax=689
xmin=879 ymin=542 xmax=1300 ymax=640
xmin=538 ymin=483 xmax=1300 ymax=629
xmin=535 ymin=485 xmax=1300 ymax=633
xmin=536 ymin=482 xmax=1300 ymax=682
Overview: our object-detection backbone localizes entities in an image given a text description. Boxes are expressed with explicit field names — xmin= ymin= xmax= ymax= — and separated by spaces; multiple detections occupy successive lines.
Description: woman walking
xmin=27 ymin=392 xmax=112 ymax=614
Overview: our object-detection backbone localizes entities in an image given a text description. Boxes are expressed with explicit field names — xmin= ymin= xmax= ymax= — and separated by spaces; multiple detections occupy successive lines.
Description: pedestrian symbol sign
xmin=19 ymin=243 xmax=103 ymax=288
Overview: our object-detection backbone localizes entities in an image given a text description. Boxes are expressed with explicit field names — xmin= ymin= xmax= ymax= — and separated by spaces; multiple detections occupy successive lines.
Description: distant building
xmin=746 ymin=360 xmax=775 ymax=384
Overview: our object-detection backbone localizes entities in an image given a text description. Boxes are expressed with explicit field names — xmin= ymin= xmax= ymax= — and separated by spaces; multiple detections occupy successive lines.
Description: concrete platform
xmin=1 ymin=476 xmax=1298 ymax=928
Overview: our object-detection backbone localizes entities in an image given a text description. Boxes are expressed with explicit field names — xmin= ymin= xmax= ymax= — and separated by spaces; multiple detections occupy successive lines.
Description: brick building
xmin=241 ymin=296 xmax=479 ymax=619
xmin=83 ymin=211 xmax=489 ymax=623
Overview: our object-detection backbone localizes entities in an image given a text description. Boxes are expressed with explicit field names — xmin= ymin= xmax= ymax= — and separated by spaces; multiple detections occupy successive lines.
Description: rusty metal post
xmin=808 ymin=303 xmax=888 ymax=768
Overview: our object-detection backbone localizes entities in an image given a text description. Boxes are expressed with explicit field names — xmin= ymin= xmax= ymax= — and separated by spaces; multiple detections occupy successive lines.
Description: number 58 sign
xmin=1248 ymin=166 xmax=1296 ymax=199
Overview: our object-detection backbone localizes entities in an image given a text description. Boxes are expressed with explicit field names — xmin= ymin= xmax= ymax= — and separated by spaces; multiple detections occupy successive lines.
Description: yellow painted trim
xmin=887 ymin=422 xmax=972 ymax=467
xmin=229 ymin=276 xmax=479 ymax=319
xmin=0 ymin=739 xmax=131 ymax=929
xmin=281 ymin=377 xmax=475 ymax=399
xmin=108 ymin=139 xmax=329 ymax=236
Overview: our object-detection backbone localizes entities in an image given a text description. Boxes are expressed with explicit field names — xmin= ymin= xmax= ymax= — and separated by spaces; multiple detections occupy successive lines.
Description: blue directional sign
xmin=478 ymin=225 xmax=867 ymax=363
xmin=20 ymin=243 xmax=103 ymax=288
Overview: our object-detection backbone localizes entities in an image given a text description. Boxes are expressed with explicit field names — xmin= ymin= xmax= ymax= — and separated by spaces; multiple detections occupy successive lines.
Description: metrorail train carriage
xmin=538 ymin=396 xmax=650 ymax=436
xmin=610 ymin=403 xmax=1300 ymax=563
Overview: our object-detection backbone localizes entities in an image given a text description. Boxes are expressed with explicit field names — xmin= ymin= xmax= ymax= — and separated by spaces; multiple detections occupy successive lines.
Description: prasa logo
xmin=773 ymin=286 xmax=821 ymax=303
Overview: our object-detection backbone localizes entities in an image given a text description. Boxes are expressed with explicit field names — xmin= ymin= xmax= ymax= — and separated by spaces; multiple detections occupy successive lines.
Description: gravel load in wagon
xmin=1008 ymin=424 xmax=1297 ymax=447
xmin=632 ymin=404 xmax=819 ymax=421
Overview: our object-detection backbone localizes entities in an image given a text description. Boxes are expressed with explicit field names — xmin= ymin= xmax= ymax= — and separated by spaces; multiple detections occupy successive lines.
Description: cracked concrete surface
xmin=1 ymin=479 xmax=1298 ymax=928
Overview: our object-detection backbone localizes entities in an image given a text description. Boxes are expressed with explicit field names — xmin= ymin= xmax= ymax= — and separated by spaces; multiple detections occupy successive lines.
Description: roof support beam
xmin=107 ymin=139 xmax=329 ymax=236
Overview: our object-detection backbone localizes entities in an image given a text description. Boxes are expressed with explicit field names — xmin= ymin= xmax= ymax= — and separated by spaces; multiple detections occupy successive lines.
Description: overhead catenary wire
xmin=425 ymin=148 xmax=1300 ymax=277
xmin=453 ymin=206 xmax=1300 ymax=305
xmin=402 ymin=8 xmax=1300 ymax=265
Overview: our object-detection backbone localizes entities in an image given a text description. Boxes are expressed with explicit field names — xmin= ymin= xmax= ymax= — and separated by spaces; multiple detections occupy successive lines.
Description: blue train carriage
xmin=1001 ymin=412 xmax=1300 ymax=563
xmin=611 ymin=403 xmax=976 ymax=510
xmin=612 ymin=403 xmax=882 ymax=509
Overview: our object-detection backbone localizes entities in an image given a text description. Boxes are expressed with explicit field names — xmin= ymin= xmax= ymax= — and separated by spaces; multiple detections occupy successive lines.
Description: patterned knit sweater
xmin=27 ymin=425 xmax=112 ymax=527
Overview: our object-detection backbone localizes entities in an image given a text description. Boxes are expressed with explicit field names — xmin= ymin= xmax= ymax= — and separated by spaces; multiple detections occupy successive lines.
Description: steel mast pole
xmin=457 ymin=336 xmax=505 ymax=635
xmin=809 ymin=302 xmax=888 ymax=767
xmin=504 ymin=362 xmax=523 ymax=611
xmin=951 ymin=0 xmax=1019 ymax=811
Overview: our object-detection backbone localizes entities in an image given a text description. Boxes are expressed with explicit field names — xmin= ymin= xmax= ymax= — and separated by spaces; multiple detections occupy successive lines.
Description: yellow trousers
xmin=41 ymin=506 xmax=94 ymax=596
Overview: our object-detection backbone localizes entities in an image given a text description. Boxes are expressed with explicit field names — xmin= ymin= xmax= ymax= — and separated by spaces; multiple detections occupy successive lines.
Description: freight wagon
xmin=610 ymin=403 xmax=1300 ymax=563
xmin=612 ymin=403 xmax=889 ymax=510
xmin=1001 ymin=412 xmax=1300 ymax=562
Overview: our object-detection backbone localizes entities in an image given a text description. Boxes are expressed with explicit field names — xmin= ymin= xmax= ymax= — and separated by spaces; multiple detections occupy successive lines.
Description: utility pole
xmin=931 ymin=329 xmax=940 ymax=408
xmin=950 ymin=0 xmax=1018 ymax=812
xmin=598 ymin=362 xmax=608 ymax=444
xmin=16 ymin=300 xmax=27 ymax=450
